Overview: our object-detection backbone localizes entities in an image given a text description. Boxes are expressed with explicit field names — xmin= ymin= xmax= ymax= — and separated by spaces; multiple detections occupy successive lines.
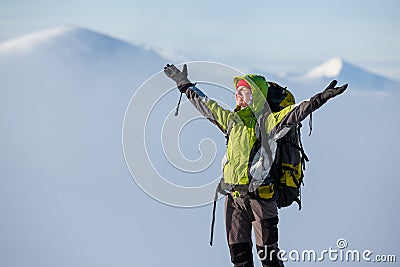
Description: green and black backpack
xmin=263 ymin=82 xmax=309 ymax=210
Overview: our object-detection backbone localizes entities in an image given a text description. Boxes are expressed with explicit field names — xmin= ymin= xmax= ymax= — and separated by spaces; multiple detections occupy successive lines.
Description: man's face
xmin=235 ymin=86 xmax=252 ymax=107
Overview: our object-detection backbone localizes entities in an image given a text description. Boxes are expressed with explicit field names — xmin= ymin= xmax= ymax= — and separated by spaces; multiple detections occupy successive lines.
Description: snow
xmin=279 ymin=56 xmax=400 ymax=92
xmin=306 ymin=57 xmax=344 ymax=78
xmin=0 ymin=26 xmax=75 ymax=54
xmin=0 ymin=26 xmax=398 ymax=267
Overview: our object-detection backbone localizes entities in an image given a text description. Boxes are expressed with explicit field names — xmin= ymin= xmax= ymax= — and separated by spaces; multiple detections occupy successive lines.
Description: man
xmin=164 ymin=64 xmax=347 ymax=267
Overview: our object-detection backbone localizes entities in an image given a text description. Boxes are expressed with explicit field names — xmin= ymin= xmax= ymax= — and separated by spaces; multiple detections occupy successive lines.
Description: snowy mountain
xmin=0 ymin=26 xmax=165 ymax=77
xmin=255 ymin=57 xmax=399 ymax=101
xmin=306 ymin=57 xmax=345 ymax=78
xmin=302 ymin=57 xmax=399 ymax=91
xmin=0 ymin=27 xmax=399 ymax=267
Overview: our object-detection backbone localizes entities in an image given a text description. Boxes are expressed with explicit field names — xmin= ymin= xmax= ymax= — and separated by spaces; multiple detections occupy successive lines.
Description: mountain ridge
xmin=0 ymin=26 xmax=398 ymax=91
xmin=0 ymin=26 xmax=163 ymax=61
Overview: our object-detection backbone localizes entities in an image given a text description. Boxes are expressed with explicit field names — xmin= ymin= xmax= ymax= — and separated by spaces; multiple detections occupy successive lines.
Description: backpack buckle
xmin=231 ymin=191 xmax=241 ymax=198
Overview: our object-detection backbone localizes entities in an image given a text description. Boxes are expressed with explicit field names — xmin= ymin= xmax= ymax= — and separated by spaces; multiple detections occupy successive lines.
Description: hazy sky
xmin=1 ymin=0 xmax=399 ymax=78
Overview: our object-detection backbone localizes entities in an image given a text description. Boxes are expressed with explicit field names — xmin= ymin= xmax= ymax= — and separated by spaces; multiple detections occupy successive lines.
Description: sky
xmin=0 ymin=0 xmax=399 ymax=79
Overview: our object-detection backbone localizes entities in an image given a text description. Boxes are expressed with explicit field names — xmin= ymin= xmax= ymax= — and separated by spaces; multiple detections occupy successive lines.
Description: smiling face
xmin=235 ymin=85 xmax=252 ymax=108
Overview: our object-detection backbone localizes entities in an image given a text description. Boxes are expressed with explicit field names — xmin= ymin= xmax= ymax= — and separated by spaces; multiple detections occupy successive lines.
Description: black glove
xmin=164 ymin=64 xmax=193 ymax=93
xmin=321 ymin=80 xmax=348 ymax=101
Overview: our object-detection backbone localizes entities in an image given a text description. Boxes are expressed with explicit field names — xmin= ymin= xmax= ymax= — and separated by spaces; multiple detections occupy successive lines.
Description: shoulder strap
xmin=225 ymin=119 xmax=234 ymax=145
xmin=258 ymin=111 xmax=274 ymax=165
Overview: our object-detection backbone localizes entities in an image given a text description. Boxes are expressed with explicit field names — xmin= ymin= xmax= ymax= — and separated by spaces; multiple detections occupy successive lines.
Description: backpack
xmin=261 ymin=82 xmax=309 ymax=210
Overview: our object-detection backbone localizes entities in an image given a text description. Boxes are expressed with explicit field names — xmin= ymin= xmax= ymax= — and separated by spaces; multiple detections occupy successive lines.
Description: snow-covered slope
xmin=0 ymin=26 xmax=165 ymax=75
xmin=306 ymin=57 xmax=344 ymax=78
xmin=255 ymin=57 xmax=399 ymax=101
xmin=303 ymin=57 xmax=399 ymax=91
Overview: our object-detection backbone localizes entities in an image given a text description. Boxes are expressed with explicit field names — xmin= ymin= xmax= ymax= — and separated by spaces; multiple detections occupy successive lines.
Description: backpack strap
xmin=174 ymin=92 xmax=184 ymax=116
xmin=210 ymin=179 xmax=232 ymax=246
xmin=294 ymin=197 xmax=302 ymax=210
xmin=280 ymin=123 xmax=310 ymax=171
xmin=258 ymin=111 xmax=274 ymax=166
xmin=225 ymin=119 xmax=234 ymax=145
xmin=209 ymin=180 xmax=222 ymax=246
xmin=209 ymin=199 xmax=217 ymax=246
xmin=284 ymin=139 xmax=309 ymax=163
xmin=296 ymin=123 xmax=310 ymax=169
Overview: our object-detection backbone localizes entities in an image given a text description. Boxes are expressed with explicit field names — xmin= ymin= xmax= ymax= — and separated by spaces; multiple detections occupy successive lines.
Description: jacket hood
xmin=233 ymin=74 xmax=269 ymax=117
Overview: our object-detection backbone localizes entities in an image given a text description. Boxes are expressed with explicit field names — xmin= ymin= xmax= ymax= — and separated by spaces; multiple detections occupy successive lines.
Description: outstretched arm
xmin=266 ymin=80 xmax=348 ymax=135
xmin=164 ymin=64 xmax=234 ymax=133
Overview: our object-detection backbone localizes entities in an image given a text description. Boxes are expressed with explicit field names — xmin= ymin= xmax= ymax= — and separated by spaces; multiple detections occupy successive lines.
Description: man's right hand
xmin=164 ymin=64 xmax=193 ymax=93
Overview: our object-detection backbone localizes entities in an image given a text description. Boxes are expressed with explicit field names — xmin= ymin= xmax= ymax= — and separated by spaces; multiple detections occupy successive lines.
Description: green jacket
xmin=185 ymin=74 xmax=329 ymax=191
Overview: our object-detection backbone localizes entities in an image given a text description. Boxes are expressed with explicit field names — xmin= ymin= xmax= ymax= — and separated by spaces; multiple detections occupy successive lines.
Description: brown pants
xmin=225 ymin=194 xmax=284 ymax=267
